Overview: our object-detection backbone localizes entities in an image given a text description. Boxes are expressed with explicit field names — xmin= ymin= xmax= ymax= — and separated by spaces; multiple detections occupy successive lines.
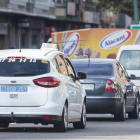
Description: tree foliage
xmin=92 ymin=0 xmax=140 ymax=19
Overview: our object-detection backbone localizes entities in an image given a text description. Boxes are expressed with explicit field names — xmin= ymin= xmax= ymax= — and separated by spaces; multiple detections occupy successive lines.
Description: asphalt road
xmin=0 ymin=114 xmax=140 ymax=140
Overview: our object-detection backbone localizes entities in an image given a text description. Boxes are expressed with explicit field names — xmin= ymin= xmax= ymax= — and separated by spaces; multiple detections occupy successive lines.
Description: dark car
xmin=71 ymin=58 xmax=139 ymax=121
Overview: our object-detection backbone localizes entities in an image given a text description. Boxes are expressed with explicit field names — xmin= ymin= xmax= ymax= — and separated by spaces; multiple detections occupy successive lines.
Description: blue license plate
xmin=1 ymin=86 xmax=28 ymax=92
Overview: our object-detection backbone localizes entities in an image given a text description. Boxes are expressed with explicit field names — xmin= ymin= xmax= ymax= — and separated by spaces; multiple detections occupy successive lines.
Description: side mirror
xmin=77 ymin=72 xmax=87 ymax=79
xmin=130 ymin=74 xmax=136 ymax=79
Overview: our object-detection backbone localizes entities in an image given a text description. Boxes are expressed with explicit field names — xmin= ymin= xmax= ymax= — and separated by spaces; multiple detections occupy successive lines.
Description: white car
xmin=0 ymin=44 xmax=87 ymax=132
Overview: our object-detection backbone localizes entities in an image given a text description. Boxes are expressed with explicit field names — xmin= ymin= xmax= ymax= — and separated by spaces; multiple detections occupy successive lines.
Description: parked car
xmin=71 ymin=58 xmax=139 ymax=121
xmin=116 ymin=45 xmax=140 ymax=101
xmin=0 ymin=43 xmax=86 ymax=132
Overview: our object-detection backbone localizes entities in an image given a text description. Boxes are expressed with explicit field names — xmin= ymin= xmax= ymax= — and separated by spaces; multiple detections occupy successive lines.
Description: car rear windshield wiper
xmin=14 ymin=72 xmax=36 ymax=76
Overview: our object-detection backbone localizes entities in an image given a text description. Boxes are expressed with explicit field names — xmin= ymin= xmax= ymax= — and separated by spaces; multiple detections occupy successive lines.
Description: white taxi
xmin=0 ymin=44 xmax=87 ymax=132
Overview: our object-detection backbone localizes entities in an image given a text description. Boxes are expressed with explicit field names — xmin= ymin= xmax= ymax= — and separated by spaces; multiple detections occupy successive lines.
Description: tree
xmin=92 ymin=0 xmax=140 ymax=20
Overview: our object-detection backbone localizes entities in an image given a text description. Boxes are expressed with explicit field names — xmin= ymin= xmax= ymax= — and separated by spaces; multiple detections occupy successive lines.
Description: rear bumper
xmin=86 ymin=97 xmax=122 ymax=114
xmin=0 ymin=114 xmax=62 ymax=124
xmin=0 ymin=100 xmax=64 ymax=114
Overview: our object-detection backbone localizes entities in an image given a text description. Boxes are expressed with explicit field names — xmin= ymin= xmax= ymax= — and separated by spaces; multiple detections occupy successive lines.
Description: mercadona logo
xmin=62 ymin=33 xmax=80 ymax=57
xmin=100 ymin=30 xmax=132 ymax=49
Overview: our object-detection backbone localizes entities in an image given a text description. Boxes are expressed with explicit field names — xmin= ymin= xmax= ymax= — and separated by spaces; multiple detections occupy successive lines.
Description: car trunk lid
xmin=80 ymin=76 xmax=112 ymax=96
xmin=0 ymin=57 xmax=50 ymax=107
xmin=0 ymin=77 xmax=48 ymax=107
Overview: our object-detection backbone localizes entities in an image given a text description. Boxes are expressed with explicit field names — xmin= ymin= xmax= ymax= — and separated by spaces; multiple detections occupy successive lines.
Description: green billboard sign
xmin=131 ymin=25 xmax=140 ymax=29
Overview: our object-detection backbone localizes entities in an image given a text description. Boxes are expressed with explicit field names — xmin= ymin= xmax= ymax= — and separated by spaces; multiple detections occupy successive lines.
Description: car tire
xmin=73 ymin=102 xmax=86 ymax=129
xmin=54 ymin=104 xmax=68 ymax=132
xmin=128 ymin=96 xmax=139 ymax=119
xmin=114 ymin=99 xmax=126 ymax=121
xmin=0 ymin=122 xmax=9 ymax=128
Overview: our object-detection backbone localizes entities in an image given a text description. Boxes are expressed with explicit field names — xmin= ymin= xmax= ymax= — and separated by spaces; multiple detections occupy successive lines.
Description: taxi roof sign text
xmin=41 ymin=43 xmax=58 ymax=50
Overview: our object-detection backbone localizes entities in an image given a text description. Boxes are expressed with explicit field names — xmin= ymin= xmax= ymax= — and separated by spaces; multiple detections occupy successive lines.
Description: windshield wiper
xmin=14 ymin=72 xmax=35 ymax=76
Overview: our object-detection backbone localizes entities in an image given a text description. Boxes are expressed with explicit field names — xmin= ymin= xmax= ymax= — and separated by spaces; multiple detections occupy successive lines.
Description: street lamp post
xmin=133 ymin=0 xmax=139 ymax=24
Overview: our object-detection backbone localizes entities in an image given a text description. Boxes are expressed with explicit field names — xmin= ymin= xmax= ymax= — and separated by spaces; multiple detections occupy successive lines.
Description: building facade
xmin=0 ymin=0 xmax=55 ymax=49
xmin=0 ymin=0 xmax=131 ymax=50
xmin=0 ymin=0 xmax=101 ymax=49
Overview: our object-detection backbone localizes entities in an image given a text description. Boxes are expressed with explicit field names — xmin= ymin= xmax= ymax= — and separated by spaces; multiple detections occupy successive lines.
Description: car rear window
xmin=72 ymin=62 xmax=113 ymax=76
xmin=0 ymin=58 xmax=50 ymax=77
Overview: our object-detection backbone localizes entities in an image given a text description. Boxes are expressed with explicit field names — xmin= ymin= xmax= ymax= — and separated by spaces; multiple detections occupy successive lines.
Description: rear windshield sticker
xmin=41 ymin=60 xmax=48 ymax=64
xmin=0 ymin=58 xmax=37 ymax=63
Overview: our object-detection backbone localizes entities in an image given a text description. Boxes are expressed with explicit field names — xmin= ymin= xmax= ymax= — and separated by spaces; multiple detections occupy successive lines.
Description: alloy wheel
xmin=123 ymin=100 xmax=126 ymax=119
xmin=136 ymin=97 xmax=139 ymax=116
xmin=83 ymin=103 xmax=86 ymax=125
xmin=64 ymin=105 xmax=68 ymax=129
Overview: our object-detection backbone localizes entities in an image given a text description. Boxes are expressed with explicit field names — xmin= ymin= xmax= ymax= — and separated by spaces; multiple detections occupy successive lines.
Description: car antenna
xmin=18 ymin=29 xmax=21 ymax=52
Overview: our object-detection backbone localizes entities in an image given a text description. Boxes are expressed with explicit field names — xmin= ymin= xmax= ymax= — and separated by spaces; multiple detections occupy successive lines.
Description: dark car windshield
xmin=0 ymin=58 xmax=50 ymax=77
xmin=72 ymin=62 xmax=113 ymax=76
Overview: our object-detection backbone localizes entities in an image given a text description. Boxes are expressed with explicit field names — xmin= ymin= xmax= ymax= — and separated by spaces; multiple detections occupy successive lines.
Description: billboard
xmin=52 ymin=28 xmax=140 ymax=59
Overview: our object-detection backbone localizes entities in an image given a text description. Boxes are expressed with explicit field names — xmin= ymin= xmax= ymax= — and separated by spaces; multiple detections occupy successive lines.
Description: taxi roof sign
xmin=41 ymin=43 xmax=58 ymax=50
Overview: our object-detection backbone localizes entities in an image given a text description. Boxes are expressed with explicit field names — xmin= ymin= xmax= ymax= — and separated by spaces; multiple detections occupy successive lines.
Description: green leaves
xmin=92 ymin=0 xmax=140 ymax=19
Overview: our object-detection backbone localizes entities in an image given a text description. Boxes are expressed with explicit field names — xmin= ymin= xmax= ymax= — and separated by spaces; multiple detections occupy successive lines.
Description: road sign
xmin=131 ymin=25 xmax=140 ymax=29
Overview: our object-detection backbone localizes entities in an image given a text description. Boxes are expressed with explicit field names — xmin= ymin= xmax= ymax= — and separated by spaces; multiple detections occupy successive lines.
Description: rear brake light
xmin=44 ymin=116 xmax=56 ymax=119
xmin=105 ymin=79 xmax=115 ymax=93
xmin=8 ymin=57 xmax=26 ymax=59
xmin=33 ymin=77 xmax=60 ymax=87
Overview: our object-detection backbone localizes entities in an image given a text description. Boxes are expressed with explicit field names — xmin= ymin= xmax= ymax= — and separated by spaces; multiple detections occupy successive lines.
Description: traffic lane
xmin=0 ymin=114 xmax=140 ymax=140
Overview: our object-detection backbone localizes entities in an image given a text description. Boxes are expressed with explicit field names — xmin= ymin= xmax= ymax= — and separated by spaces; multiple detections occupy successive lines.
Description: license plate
xmin=81 ymin=84 xmax=94 ymax=90
xmin=1 ymin=86 xmax=28 ymax=92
